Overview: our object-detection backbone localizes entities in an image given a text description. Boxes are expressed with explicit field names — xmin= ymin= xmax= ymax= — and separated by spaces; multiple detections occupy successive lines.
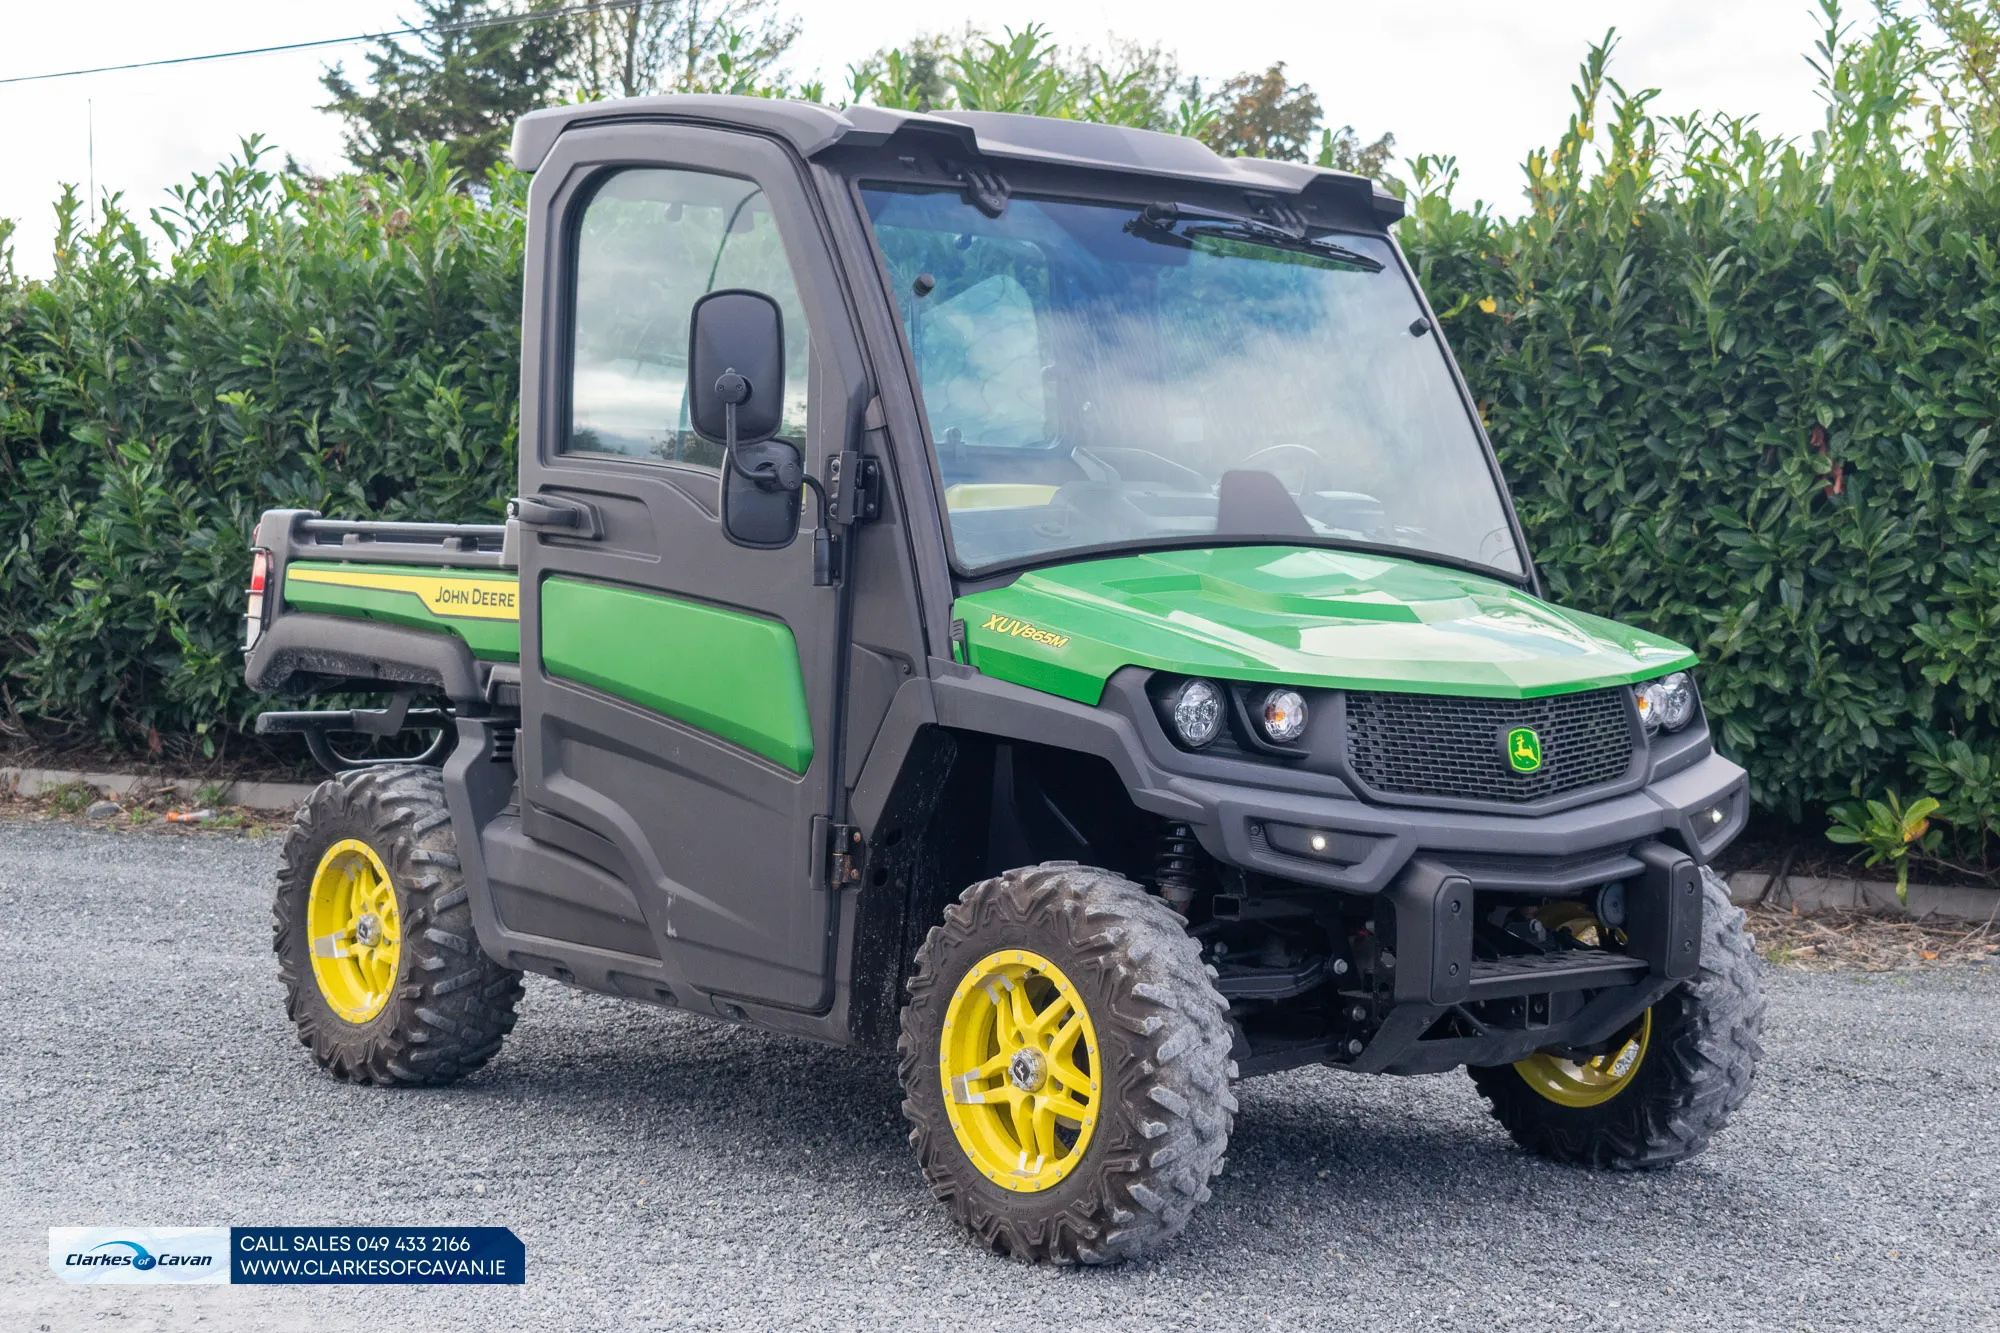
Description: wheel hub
xmin=355 ymin=913 xmax=382 ymax=947
xmin=1007 ymin=1047 xmax=1047 ymax=1092
xmin=1516 ymin=1008 xmax=1653 ymax=1107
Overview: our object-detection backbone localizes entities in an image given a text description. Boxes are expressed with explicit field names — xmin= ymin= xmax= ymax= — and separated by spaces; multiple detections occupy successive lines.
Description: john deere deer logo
xmin=1506 ymin=726 xmax=1542 ymax=774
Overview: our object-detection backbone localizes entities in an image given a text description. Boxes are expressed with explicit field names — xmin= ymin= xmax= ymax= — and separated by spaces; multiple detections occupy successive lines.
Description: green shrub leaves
xmin=1404 ymin=18 xmax=2000 ymax=864
xmin=0 ymin=141 xmax=522 ymax=759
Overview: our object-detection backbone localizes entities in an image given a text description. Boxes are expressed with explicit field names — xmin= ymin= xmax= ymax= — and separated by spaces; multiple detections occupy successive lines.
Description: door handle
xmin=508 ymin=495 xmax=601 ymax=538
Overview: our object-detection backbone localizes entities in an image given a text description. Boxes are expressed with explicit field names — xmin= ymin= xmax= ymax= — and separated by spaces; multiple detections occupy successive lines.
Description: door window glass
xmin=568 ymin=168 xmax=811 ymax=467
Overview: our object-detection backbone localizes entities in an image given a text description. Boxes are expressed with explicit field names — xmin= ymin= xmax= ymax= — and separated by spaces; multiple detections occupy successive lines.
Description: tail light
xmin=244 ymin=548 xmax=272 ymax=650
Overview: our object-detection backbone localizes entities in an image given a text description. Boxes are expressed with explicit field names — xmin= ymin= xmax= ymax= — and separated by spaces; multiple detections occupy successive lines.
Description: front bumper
xmin=1331 ymin=840 xmax=1704 ymax=1076
xmin=1188 ymin=747 xmax=1748 ymax=895
xmin=926 ymin=664 xmax=1746 ymax=1076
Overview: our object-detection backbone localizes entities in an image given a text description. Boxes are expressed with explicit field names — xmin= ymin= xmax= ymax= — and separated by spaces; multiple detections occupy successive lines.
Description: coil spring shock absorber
xmin=1154 ymin=821 xmax=1208 ymax=914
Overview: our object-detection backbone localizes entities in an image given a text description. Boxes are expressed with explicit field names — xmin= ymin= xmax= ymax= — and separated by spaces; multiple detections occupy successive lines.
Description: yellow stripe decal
xmin=285 ymin=567 xmax=520 ymax=621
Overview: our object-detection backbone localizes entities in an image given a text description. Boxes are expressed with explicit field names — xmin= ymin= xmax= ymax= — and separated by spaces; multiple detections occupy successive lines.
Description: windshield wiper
xmin=1124 ymin=201 xmax=1384 ymax=272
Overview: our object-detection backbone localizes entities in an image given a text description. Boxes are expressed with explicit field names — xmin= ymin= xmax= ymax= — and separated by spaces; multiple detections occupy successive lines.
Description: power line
xmin=0 ymin=1 xmax=652 ymax=87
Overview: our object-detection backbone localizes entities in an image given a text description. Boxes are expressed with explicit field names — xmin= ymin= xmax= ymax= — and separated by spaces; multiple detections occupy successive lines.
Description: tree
xmin=847 ymin=33 xmax=956 ymax=111
xmin=662 ymin=0 xmax=800 ymax=93
xmin=849 ymin=25 xmax=1186 ymax=128
xmin=1199 ymin=62 xmax=1323 ymax=161
xmin=1910 ymin=0 xmax=2000 ymax=130
xmin=1316 ymin=123 xmax=1397 ymax=178
xmin=565 ymin=1 xmax=678 ymax=100
xmin=321 ymin=0 xmax=572 ymax=177
xmin=562 ymin=0 xmax=800 ymax=102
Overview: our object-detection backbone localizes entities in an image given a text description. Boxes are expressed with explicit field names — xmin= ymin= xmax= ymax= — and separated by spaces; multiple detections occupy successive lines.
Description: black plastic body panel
xmin=246 ymin=613 xmax=488 ymax=702
xmin=1385 ymin=861 xmax=1475 ymax=1005
xmin=1630 ymin=842 xmax=1705 ymax=980
xmin=921 ymin=666 xmax=1750 ymax=891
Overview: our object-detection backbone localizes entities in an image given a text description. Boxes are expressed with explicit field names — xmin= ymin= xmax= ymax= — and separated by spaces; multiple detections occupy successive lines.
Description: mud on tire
xmin=274 ymin=765 xmax=523 ymax=1085
xmin=898 ymin=862 xmax=1237 ymax=1264
xmin=1468 ymin=866 xmax=1765 ymax=1169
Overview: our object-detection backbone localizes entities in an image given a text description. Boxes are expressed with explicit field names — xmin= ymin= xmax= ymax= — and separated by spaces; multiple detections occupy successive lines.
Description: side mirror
xmin=687 ymin=289 xmax=800 ymax=550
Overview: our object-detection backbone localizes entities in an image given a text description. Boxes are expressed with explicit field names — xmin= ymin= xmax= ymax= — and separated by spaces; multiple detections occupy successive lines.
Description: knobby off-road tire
xmin=274 ymin=765 xmax=523 ymax=1085
xmin=899 ymin=863 xmax=1236 ymax=1264
xmin=1468 ymin=866 xmax=1764 ymax=1169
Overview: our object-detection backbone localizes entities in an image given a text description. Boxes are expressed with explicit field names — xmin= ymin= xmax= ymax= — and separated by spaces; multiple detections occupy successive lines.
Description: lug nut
xmin=1347 ymin=1039 xmax=1364 ymax=1055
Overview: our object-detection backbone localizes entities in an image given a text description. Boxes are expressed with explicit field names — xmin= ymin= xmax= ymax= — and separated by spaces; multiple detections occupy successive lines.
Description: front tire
xmin=898 ymin=863 xmax=1236 ymax=1264
xmin=274 ymin=766 xmax=523 ymax=1086
xmin=1468 ymin=867 xmax=1764 ymax=1168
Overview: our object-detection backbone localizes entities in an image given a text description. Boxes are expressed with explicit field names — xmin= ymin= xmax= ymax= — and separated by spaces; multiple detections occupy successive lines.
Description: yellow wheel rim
xmin=1514 ymin=1009 xmax=1652 ymax=1108
xmin=939 ymin=949 xmax=1102 ymax=1193
xmin=306 ymin=839 xmax=403 ymax=1024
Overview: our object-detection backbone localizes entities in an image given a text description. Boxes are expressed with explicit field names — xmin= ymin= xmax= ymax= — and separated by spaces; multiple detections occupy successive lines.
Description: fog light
xmin=1310 ymin=833 xmax=1327 ymax=852
xmin=1596 ymin=880 xmax=1628 ymax=928
xmin=1170 ymin=678 xmax=1224 ymax=749
xmin=1257 ymin=688 xmax=1308 ymax=744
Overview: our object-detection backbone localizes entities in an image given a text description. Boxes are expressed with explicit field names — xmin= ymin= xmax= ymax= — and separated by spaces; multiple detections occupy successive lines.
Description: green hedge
xmin=1401 ymin=35 xmax=2000 ymax=847
xmin=0 ymin=144 xmax=524 ymax=761
xmin=2 ymin=31 xmax=1996 ymax=855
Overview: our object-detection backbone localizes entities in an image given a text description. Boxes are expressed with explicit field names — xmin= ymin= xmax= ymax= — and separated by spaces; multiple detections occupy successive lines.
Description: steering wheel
xmin=1034 ymin=480 xmax=1153 ymax=543
xmin=1238 ymin=443 xmax=1331 ymax=496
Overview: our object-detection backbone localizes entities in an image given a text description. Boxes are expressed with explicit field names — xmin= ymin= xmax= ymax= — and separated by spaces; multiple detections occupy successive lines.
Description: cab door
xmin=513 ymin=122 xmax=864 ymax=1011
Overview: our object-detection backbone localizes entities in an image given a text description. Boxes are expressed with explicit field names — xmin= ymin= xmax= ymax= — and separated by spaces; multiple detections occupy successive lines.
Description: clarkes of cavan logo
xmin=50 ymin=1228 xmax=229 ymax=1284
xmin=1505 ymin=726 xmax=1542 ymax=774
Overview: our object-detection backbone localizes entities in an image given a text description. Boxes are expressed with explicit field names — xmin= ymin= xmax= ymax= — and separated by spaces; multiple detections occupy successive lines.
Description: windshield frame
xmin=843 ymin=163 xmax=1538 ymax=591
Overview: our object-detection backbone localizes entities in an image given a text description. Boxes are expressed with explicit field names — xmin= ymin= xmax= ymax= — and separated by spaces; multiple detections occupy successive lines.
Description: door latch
xmin=508 ymin=494 xmax=602 ymax=539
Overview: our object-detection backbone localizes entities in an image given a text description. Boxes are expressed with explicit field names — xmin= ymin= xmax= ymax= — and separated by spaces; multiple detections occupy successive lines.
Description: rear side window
xmin=567 ymin=167 xmax=811 ymax=467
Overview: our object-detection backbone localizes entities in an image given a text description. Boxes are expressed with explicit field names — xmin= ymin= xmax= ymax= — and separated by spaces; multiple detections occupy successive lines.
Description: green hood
xmin=954 ymin=546 xmax=1695 ymax=705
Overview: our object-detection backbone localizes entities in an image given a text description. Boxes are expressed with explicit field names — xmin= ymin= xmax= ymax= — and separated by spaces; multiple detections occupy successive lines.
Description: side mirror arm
xmin=716 ymin=366 xmax=834 ymax=587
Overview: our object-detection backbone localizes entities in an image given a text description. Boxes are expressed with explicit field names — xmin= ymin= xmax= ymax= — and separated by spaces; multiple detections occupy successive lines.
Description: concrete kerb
xmin=6 ymin=763 xmax=2000 ymax=925
xmin=1728 ymin=870 xmax=2000 ymax=926
xmin=0 ymin=766 xmax=317 ymax=813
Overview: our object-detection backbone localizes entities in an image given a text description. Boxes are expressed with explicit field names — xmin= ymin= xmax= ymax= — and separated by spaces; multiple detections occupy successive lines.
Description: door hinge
xmin=827 ymin=451 xmax=882 ymax=527
xmin=822 ymin=820 xmax=865 ymax=890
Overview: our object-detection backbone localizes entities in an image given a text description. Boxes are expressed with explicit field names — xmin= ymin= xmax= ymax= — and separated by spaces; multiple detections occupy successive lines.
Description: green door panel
xmin=540 ymin=577 xmax=814 ymax=774
xmin=282 ymin=562 xmax=522 ymax=661
xmin=955 ymin=546 xmax=1696 ymax=705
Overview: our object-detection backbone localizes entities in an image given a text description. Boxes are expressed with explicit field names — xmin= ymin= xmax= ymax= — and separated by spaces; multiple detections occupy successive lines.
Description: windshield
xmin=861 ymin=186 xmax=1525 ymax=577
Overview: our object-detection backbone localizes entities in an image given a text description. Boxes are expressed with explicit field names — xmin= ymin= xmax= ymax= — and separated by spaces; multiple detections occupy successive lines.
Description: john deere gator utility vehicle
xmin=246 ymin=95 xmax=1764 ymax=1264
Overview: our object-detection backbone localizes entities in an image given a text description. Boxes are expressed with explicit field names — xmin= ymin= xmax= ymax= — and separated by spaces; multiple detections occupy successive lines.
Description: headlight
xmin=1255 ymin=688 xmax=1308 ymax=744
xmin=1657 ymin=671 xmax=1697 ymax=730
xmin=1170 ymin=678 xmax=1225 ymax=748
xmin=1634 ymin=671 xmax=1697 ymax=735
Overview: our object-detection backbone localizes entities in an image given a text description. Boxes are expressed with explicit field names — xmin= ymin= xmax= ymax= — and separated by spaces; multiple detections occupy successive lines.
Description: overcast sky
xmin=0 ymin=0 xmax=1842 ymax=276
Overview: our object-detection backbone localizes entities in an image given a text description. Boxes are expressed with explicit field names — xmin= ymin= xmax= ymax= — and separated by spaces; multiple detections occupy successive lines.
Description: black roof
xmin=510 ymin=94 xmax=1403 ymax=224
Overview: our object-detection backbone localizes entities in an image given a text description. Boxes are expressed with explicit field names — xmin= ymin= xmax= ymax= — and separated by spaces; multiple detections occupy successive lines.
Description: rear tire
xmin=1467 ymin=867 xmax=1764 ymax=1168
xmin=898 ymin=863 xmax=1236 ymax=1264
xmin=274 ymin=765 xmax=522 ymax=1086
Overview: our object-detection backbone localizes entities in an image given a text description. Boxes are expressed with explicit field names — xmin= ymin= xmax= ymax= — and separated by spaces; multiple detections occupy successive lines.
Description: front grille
xmin=1345 ymin=687 xmax=1635 ymax=804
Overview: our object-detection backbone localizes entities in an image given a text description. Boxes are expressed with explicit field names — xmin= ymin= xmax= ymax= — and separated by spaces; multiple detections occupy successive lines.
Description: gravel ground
xmin=3 ymin=819 xmax=1997 ymax=1332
